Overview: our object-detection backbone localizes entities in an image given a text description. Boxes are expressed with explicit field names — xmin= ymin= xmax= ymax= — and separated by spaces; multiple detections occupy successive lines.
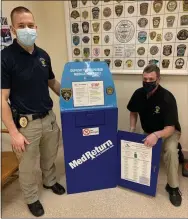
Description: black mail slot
xmin=75 ymin=110 xmax=105 ymax=127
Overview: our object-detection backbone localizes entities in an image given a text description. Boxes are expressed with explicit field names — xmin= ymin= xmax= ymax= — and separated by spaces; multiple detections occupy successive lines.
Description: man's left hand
xmin=144 ymin=133 xmax=158 ymax=147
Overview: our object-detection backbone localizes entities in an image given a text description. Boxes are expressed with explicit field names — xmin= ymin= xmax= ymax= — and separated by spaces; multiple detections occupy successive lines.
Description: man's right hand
xmin=10 ymin=131 xmax=30 ymax=152
xmin=2 ymin=89 xmax=30 ymax=152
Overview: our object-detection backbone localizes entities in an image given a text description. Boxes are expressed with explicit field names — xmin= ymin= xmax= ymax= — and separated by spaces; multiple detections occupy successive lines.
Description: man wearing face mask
xmin=1 ymin=7 xmax=65 ymax=217
xmin=127 ymin=64 xmax=182 ymax=207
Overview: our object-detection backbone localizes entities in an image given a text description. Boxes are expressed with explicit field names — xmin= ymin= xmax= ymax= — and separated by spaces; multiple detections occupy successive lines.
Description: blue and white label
xmin=60 ymin=61 xmax=117 ymax=111
xmin=69 ymin=140 xmax=114 ymax=169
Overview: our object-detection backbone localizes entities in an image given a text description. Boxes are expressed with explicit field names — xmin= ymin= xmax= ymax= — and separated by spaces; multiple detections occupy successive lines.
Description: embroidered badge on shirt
xmin=39 ymin=58 xmax=47 ymax=67
xmin=154 ymin=106 xmax=160 ymax=114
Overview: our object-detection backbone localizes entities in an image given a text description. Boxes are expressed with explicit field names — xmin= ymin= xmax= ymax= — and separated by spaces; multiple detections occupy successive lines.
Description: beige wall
xmin=2 ymin=1 xmax=188 ymax=152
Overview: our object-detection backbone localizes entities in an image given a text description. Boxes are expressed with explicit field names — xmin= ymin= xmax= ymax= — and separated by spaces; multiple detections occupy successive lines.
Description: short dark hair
xmin=143 ymin=64 xmax=160 ymax=78
xmin=10 ymin=6 xmax=33 ymax=24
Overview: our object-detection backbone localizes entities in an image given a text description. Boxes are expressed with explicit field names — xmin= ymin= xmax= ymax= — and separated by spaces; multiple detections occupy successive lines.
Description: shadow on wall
xmin=113 ymin=74 xmax=142 ymax=133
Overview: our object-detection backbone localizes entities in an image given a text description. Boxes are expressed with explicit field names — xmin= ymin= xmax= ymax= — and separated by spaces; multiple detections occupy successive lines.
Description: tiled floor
xmin=2 ymin=147 xmax=188 ymax=218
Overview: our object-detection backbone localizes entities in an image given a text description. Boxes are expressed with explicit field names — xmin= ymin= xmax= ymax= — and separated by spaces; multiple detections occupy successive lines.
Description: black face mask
xmin=143 ymin=81 xmax=157 ymax=93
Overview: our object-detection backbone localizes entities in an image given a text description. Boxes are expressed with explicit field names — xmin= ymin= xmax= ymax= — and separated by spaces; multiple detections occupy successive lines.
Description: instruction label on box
xmin=82 ymin=127 xmax=99 ymax=136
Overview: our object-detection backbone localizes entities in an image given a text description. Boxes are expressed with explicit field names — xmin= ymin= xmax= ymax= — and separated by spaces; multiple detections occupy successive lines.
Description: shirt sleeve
xmin=1 ymin=55 xmax=11 ymax=89
xmin=163 ymin=94 xmax=179 ymax=127
xmin=47 ymin=55 xmax=55 ymax=80
xmin=127 ymin=90 xmax=140 ymax=112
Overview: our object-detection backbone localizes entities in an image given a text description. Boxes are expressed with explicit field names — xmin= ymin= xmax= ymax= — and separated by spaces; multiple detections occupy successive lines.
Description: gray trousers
xmin=144 ymin=131 xmax=180 ymax=188
xmin=13 ymin=110 xmax=60 ymax=204
xmin=162 ymin=131 xmax=181 ymax=188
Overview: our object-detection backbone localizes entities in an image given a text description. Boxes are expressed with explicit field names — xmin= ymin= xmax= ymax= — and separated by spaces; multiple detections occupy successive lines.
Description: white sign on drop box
xmin=121 ymin=140 xmax=152 ymax=186
xmin=82 ymin=127 xmax=99 ymax=136
xmin=72 ymin=81 xmax=104 ymax=107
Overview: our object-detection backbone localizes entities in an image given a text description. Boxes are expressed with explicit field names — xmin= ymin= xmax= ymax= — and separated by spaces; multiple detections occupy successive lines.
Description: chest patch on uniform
xmin=154 ymin=106 xmax=160 ymax=114
xmin=39 ymin=58 xmax=47 ymax=67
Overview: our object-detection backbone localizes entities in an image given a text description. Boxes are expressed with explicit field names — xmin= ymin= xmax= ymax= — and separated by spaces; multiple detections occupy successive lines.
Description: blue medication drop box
xmin=60 ymin=61 xmax=118 ymax=194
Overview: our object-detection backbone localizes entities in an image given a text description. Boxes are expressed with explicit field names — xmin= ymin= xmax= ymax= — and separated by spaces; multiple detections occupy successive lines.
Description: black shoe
xmin=27 ymin=200 xmax=44 ymax=217
xmin=43 ymin=182 xmax=66 ymax=195
xmin=165 ymin=184 xmax=182 ymax=207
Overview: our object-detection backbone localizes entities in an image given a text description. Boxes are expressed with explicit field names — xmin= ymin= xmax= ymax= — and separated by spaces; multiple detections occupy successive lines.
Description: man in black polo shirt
xmin=1 ymin=7 xmax=65 ymax=217
xmin=127 ymin=64 xmax=182 ymax=207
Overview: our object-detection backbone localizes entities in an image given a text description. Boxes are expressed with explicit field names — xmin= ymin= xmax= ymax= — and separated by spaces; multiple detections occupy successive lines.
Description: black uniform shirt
xmin=127 ymin=85 xmax=181 ymax=133
xmin=1 ymin=39 xmax=55 ymax=114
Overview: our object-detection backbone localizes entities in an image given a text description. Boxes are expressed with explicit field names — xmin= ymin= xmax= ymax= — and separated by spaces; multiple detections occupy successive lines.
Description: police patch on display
xmin=71 ymin=10 xmax=80 ymax=19
xmin=81 ymin=0 xmax=87 ymax=5
xmin=73 ymin=48 xmax=80 ymax=56
xmin=92 ymin=22 xmax=100 ymax=33
xmin=166 ymin=16 xmax=175 ymax=28
xmin=128 ymin=5 xmax=134 ymax=14
xmin=153 ymin=0 xmax=163 ymax=13
xmin=138 ymin=31 xmax=147 ymax=43
xmin=82 ymin=36 xmax=90 ymax=44
xmin=71 ymin=0 xmax=78 ymax=8
xmin=92 ymin=0 xmax=99 ymax=5
xmin=150 ymin=31 xmax=157 ymax=40
xmin=114 ymin=59 xmax=122 ymax=67
xmin=125 ymin=60 xmax=133 ymax=68
xmin=137 ymin=59 xmax=145 ymax=67
xmin=177 ymin=44 xmax=186 ymax=56
xmin=162 ymin=59 xmax=170 ymax=68
xmin=93 ymin=48 xmax=100 ymax=56
xmin=167 ymin=0 xmax=177 ymax=12
xmin=67 ymin=1 xmax=188 ymax=73
xmin=150 ymin=46 xmax=159 ymax=55
xmin=93 ymin=58 xmax=100 ymax=61
xmin=163 ymin=45 xmax=172 ymax=56
xmin=177 ymin=29 xmax=188 ymax=40
xmin=115 ymin=5 xmax=123 ymax=17
xmin=93 ymin=36 xmax=100 ymax=44
xmin=73 ymin=36 xmax=80 ymax=46
xmin=140 ymin=3 xmax=148 ymax=15
xmin=104 ymin=49 xmax=110 ymax=56
xmin=164 ymin=32 xmax=173 ymax=41
xmin=103 ymin=7 xmax=112 ymax=18
xmin=103 ymin=21 xmax=112 ymax=31
xmin=82 ymin=11 xmax=88 ymax=19
xmin=92 ymin=7 xmax=100 ymax=19
xmin=61 ymin=88 xmax=72 ymax=101
xmin=83 ymin=48 xmax=90 ymax=58
xmin=104 ymin=35 xmax=110 ymax=43
xmin=138 ymin=18 xmax=148 ymax=28
xmin=175 ymin=58 xmax=184 ymax=69
xmin=137 ymin=47 xmax=145 ymax=55
xmin=104 ymin=59 xmax=111 ymax=67
xmin=82 ymin=22 xmax=89 ymax=33
xmin=72 ymin=23 xmax=79 ymax=34
xmin=106 ymin=87 xmax=114 ymax=95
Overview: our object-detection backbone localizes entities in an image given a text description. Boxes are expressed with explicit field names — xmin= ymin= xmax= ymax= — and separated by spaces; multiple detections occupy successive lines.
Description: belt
xmin=20 ymin=111 xmax=49 ymax=121
xmin=32 ymin=112 xmax=49 ymax=120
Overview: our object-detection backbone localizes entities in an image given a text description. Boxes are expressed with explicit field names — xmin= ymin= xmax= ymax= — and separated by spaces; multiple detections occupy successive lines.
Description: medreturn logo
xmin=69 ymin=140 xmax=114 ymax=169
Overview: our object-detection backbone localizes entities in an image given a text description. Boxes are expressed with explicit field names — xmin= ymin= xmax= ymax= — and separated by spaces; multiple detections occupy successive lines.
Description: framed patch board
xmin=64 ymin=0 xmax=188 ymax=75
